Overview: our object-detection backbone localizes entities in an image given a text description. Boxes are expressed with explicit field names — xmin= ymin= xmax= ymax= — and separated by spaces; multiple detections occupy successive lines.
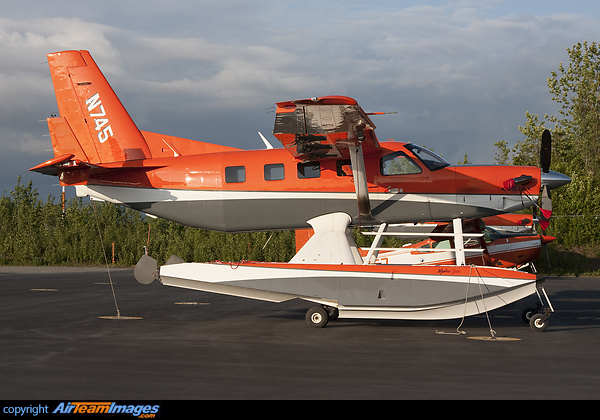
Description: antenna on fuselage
xmin=258 ymin=132 xmax=274 ymax=149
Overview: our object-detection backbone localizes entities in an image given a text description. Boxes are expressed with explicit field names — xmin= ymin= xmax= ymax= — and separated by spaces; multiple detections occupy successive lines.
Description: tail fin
xmin=47 ymin=50 xmax=151 ymax=164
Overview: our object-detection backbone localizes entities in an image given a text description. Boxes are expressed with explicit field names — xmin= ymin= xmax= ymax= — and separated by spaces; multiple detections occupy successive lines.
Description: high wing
xmin=273 ymin=96 xmax=381 ymax=160
xmin=273 ymin=96 xmax=380 ymax=219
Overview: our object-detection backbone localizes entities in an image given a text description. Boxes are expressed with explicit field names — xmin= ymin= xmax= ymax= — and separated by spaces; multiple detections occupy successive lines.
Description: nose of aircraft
xmin=540 ymin=170 xmax=571 ymax=190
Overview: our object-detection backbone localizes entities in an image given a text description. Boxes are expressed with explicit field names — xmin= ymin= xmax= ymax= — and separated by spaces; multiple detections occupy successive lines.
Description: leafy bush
xmin=0 ymin=177 xmax=295 ymax=266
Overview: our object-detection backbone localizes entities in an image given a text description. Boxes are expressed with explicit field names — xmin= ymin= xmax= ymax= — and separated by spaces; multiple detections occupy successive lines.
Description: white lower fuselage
xmin=77 ymin=184 xmax=537 ymax=232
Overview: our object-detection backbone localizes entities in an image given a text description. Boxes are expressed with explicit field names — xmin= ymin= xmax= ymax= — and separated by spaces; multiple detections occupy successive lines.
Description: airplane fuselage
xmin=32 ymin=50 xmax=564 ymax=233
xmin=70 ymin=141 xmax=541 ymax=232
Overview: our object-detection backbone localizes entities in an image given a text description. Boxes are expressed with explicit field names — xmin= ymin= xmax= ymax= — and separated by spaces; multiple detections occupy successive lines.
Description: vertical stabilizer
xmin=47 ymin=50 xmax=151 ymax=164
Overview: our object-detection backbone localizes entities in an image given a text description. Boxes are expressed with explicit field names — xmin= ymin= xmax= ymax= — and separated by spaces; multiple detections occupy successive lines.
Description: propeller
xmin=540 ymin=128 xmax=552 ymax=174
xmin=502 ymin=129 xmax=568 ymax=269
xmin=538 ymin=129 xmax=554 ymax=231
xmin=537 ymin=129 xmax=563 ymax=270
xmin=502 ymin=128 xmax=565 ymax=231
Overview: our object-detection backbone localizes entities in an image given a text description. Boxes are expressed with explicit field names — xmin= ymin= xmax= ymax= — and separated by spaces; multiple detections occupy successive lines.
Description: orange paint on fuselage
xmin=74 ymin=140 xmax=541 ymax=199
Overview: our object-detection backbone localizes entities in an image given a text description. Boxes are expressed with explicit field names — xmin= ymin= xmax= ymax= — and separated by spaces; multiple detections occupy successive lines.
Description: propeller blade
xmin=540 ymin=129 xmax=552 ymax=173
xmin=538 ymin=130 xmax=557 ymax=231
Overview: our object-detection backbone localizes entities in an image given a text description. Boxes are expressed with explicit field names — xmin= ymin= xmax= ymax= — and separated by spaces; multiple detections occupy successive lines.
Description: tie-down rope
xmin=436 ymin=264 xmax=496 ymax=339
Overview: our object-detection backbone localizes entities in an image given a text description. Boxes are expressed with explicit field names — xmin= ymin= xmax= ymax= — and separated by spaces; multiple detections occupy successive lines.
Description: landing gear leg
xmin=528 ymin=280 xmax=554 ymax=333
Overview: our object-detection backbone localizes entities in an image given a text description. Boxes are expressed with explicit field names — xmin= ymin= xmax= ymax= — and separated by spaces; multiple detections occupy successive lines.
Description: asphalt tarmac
xmin=1 ymin=266 xmax=599 ymax=400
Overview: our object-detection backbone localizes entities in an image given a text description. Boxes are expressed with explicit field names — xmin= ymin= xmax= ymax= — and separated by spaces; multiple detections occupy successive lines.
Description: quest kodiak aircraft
xmin=30 ymin=50 xmax=570 ymax=232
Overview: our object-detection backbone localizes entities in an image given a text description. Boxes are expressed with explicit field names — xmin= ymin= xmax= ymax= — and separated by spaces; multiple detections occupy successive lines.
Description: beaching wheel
xmin=306 ymin=306 xmax=329 ymax=328
xmin=530 ymin=313 xmax=549 ymax=332
xmin=521 ymin=307 xmax=538 ymax=323
xmin=325 ymin=306 xmax=339 ymax=321
xmin=521 ymin=301 xmax=542 ymax=323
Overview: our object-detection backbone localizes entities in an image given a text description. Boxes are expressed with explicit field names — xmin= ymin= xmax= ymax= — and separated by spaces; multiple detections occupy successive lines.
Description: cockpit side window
xmin=380 ymin=151 xmax=422 ymax=176
xmin=404 ymin=144 xmax=450 ymax=171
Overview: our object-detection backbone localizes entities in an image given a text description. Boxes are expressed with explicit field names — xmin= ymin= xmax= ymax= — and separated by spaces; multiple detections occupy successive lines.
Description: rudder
xmin=47 ymin=50 xmax=151 ymax=164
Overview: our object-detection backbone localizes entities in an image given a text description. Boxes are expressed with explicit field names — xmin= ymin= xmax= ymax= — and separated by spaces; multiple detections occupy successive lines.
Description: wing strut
xmin=349 ymin=142 xmax=373 ymax=221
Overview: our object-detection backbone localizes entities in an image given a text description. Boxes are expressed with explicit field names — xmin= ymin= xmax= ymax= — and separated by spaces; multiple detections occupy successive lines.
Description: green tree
xmin=495 ymin=41 xmax=600 ymax=247
xmin=7 ymin=178 xmax=43 ymax=264
xmin=493 ymin=140 xmax=512 ymax=165
xmin=457 ymin=153 xmax=471 ymax=165
xmin=0 ymin=178 xmax=299 ymax=266
xmin=548 ymin=41 xmax=600 ymax=176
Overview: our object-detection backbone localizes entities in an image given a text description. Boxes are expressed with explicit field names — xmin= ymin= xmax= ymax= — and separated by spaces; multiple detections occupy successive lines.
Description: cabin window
xmin=297 ymin=161 xmax=321 ymax=179
xmin=225 ymin=166 xmax=246 ymax=183
xmin=264 ymin=163 xmax=285 ymax=181
xmin=380 ymin=152 xmax=422 ymax=176
xmin=433 ymin=240 xmax=451 ymax=249
xmin=483 ymin=227 xmax=503 ymax=244
xmin=416 ymin=243 xmax=432 ymax=253
xmin=404 ymin=144 xmax=450 ymax=171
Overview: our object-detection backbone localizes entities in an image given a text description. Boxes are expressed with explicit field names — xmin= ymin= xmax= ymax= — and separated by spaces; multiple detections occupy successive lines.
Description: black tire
xmin=325 ymin=306 xmax=339 ymax=321
xmin=521 ymin=307 xmax=538 ymax=324
xmin=530 ymin=313 xmax=549 ymax=332
xmin=306 ymin=306 xmax=329 ymax=328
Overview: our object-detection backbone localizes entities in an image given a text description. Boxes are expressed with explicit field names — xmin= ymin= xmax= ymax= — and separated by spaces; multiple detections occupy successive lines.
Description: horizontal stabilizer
xmin=29 ymin=154 xmax=75 ymax=175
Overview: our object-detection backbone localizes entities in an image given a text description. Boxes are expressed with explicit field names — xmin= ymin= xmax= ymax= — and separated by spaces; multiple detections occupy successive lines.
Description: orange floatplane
xmin=31 ymin=50 xmax=567 ymax=332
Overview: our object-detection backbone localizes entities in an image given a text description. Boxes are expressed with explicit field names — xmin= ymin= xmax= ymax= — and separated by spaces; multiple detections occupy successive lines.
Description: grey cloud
xmin=1 ymin=1 xmax=599 ymax=199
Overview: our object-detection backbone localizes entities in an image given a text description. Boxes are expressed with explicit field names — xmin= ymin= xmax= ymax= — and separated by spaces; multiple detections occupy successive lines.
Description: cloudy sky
xmin=2 ymin=0 xmax=599 ymax=199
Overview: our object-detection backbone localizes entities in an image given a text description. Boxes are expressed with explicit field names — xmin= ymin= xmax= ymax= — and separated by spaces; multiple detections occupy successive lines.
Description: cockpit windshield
xmin=404 ymin=144 xmax=450 ymax=171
